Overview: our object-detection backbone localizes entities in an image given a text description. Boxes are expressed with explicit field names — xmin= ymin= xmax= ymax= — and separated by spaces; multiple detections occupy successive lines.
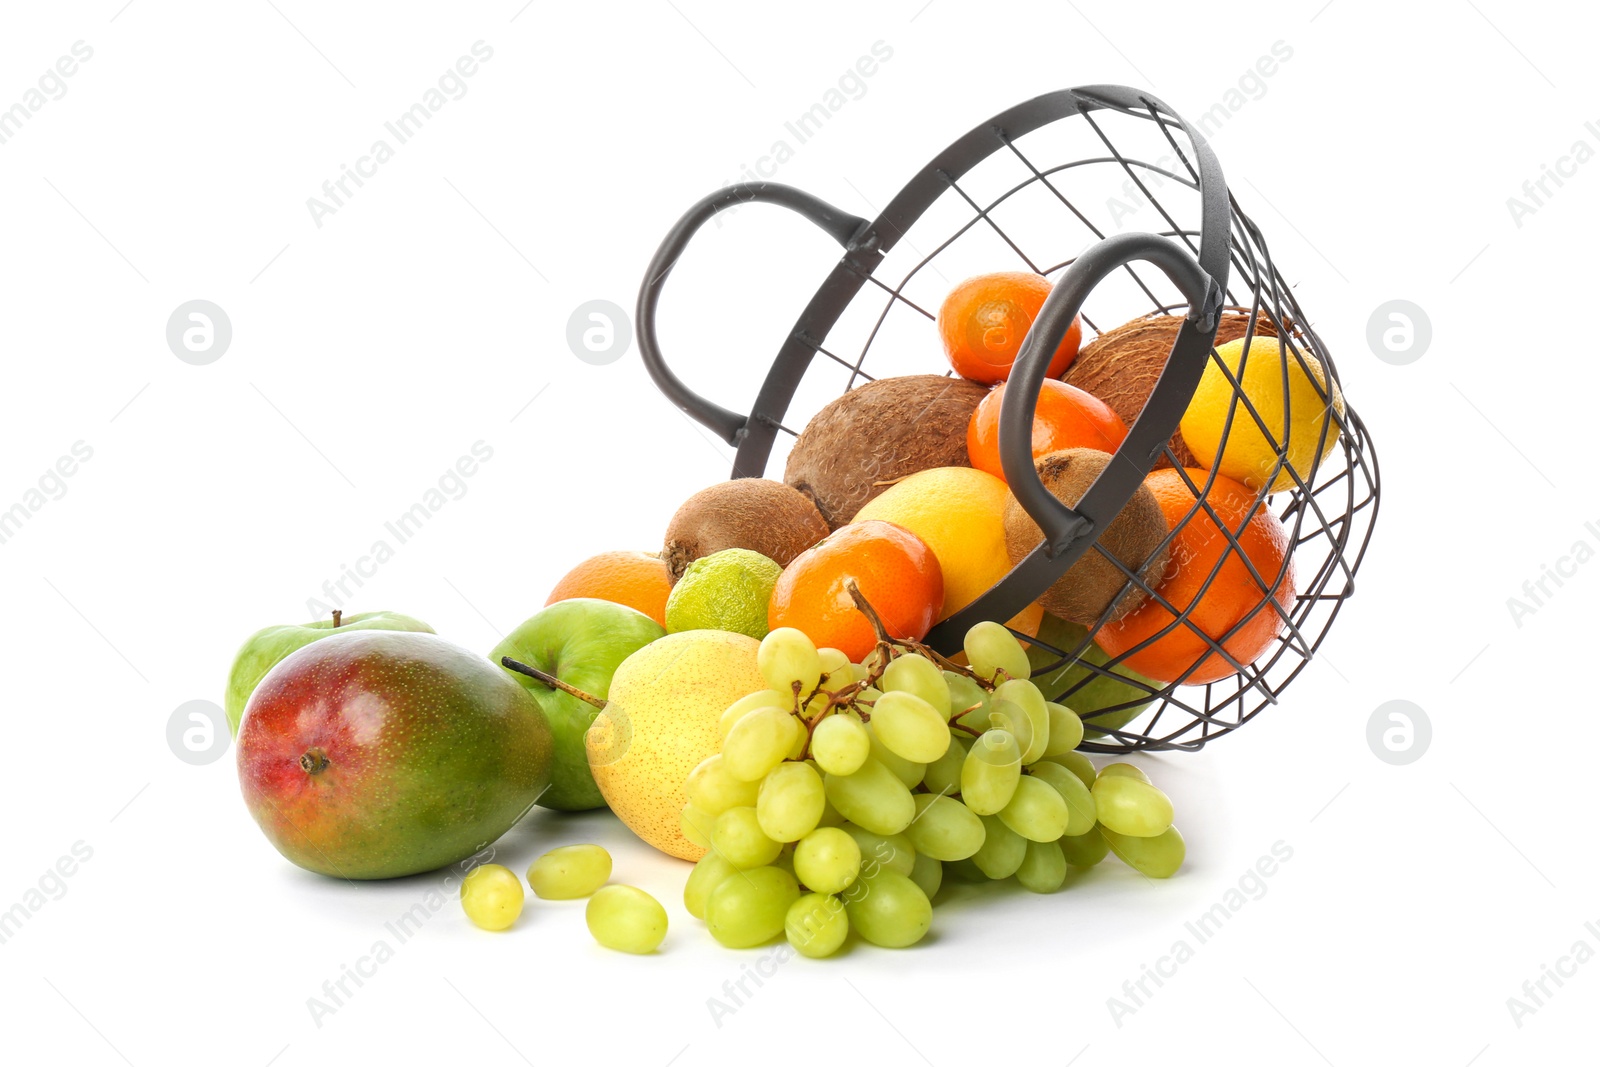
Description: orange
xmin=850 ymin=467 xmax=1043 ymax=636
xmin=967 ymin=379 xmax=1128 ymax=482
xmin=768 ymin=520 xmax=943 ymax=660
xmin=1095 ymin=469 xmax=1294 ymax=685
xmin=547 ymin=551 xmax=672 ymax=627
xmin=938 ymin=272 xmax=1083 ymax=384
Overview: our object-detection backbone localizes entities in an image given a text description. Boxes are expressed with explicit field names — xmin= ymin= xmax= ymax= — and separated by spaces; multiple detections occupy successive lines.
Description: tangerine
xmin=547 ymin=551 xmax=673 ymax=628
xmin=1094 ymin=469 xmax=1294 ymax=685
xmin=938 ymin=272 xmax=1082 ymax=383
xmin=967 ymin=379 xmax=1128 ymax=482
xmin=768 ymin=520 xmax=943 ymax=660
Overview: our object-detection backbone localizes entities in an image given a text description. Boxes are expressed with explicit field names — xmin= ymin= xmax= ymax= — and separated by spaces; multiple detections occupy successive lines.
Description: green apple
xmin=225 ymin=611 xmax=434 ymax=735
xmin=490 ymin=598 xmax=665 ymax=812
xmin=1027 ymin=613 xmax=1162 ymax=738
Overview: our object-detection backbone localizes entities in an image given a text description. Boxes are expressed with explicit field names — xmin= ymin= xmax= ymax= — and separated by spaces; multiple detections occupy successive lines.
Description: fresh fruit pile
xmin=223 ymin=263 xmax=1349 ymax=959
xmin=674 ymin=595 xmax=1183 ymax=955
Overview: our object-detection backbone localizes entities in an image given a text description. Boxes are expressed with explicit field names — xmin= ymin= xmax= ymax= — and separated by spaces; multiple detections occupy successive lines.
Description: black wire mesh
xmin=776 ymin=101 xmax=1376 ymax=752
xmin=643 ymin=89 xmax=1381 ymax=754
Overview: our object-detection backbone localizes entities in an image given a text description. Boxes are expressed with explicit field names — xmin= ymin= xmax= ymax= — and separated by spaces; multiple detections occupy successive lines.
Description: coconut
xmin=784 ymin=374 xmax=988 ymax=529
xmin=1064 ymin=309 xmax=1280 ymax=468
xmin=662 ymin=478 xmax=829 ymax=584
xmin=1002 ymin=448 xmax=1170 ymax=626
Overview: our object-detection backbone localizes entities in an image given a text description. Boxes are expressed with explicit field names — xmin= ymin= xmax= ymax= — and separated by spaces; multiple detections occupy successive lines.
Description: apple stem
xmin=332 ymin=610 xmax=342 ymax=627
xmin=500 ymin=657 xmax=607 ymax=709
xmin=300 ymin=747 xmax=330 ymax=775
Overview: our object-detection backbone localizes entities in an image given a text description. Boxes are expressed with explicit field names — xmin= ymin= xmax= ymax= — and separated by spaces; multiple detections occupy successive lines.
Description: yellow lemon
xmin=852 ymin=466 xmax=1043 ymax=636
xmin=1179 ymin=335 xmax=1344 ymax=493
xmin=587 ymin=630 xmax=765 ymax=861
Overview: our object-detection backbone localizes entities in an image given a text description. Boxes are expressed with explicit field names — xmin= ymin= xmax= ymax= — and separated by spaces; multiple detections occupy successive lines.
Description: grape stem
xmin=499 ymin=656 xmax=607 ymax=709
xmin=843 ymin=579 xmax=976 ymax=680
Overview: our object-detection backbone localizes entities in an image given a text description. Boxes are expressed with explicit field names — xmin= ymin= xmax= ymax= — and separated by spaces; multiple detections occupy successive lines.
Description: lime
xmin=665 ymin=548 xmax=781 ymax=639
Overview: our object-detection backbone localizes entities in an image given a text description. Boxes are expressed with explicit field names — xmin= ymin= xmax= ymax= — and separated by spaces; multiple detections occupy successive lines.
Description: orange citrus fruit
xmin=938 ymin=272 xmax=1083 ymax=384
xmin=967 ymin=379 xmax=1128 ymax=482
xmin=850 ymin=467 xmax=1042 ymax=636
xmin=1095 ymin=469 xmax=1294 ymax=684
xmin=547 ymin=551 xmax=672 ymax=628
xmin=768 ymin=520 xmax=943 ymax=660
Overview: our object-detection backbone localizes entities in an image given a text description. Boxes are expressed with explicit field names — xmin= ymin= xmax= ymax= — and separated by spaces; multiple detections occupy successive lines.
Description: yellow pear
xmin=586 ymin=630 xmax=764 ymax=860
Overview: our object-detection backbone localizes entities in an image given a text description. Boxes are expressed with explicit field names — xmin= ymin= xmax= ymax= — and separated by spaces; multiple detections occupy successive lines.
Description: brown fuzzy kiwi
xmin=1002 ymin=448 xmax=1170 ymax=626
xmin=1065 ymin=309 xmax=1281 ymax=468
xmin=784 ymin=374 xmax=989 ymax=529
xmin=662 ymin=478 xmax=830 ymax=584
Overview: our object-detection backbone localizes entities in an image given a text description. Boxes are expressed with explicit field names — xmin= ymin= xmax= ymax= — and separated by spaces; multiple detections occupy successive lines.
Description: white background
xmin=0 ymin=1 xmax=1594 ymax=1064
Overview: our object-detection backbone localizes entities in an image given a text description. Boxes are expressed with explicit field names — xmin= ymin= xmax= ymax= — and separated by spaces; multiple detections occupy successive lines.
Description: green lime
xmin=665 ymin=549 xmax=781 ymax=639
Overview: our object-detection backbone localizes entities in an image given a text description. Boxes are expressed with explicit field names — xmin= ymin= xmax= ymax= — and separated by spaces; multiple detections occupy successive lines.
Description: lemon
xmin=852 ymin=467 xmax=1043 ymax=635
xmin=664 ymin=548 xmax=781 ymax=639
xmin=1179 ymin=335 xmax=1345 ymax=493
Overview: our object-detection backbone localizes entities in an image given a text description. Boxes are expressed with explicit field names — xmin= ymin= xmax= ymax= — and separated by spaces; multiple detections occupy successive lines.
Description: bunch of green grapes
xmin=678 ymin=620 xmax=1185 ymax=957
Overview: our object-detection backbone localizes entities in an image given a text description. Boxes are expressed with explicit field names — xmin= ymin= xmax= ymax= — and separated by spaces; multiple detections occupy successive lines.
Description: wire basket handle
xmin=925 ymin=231 xmax=1224 ymax=647
xmin=636 ymin=182 xmax=873 ymax=448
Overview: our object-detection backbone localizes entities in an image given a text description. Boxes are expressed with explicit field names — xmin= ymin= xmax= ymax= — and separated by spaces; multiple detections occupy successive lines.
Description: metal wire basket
xmin=636 ymin=85 xmax=1380 ymax=753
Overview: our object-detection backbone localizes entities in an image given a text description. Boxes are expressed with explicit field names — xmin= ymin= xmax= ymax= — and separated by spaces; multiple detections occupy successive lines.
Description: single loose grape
xmin=759 ymin=627 xmax=822 ymax=699
xmin=724 ymin=706 xmax=801 ymax=782
xmin=993 ymin=679 xmax=1050 ymax=764
xmin=1043 ymin=747 xmax=1097 ymax=790
xmin=1060 ymin=827 xmax=1111 ymax=868
xmin=866 ymin=722 xmax=926 ymax=788
xmin=1016 ymin=838 xmax=1069 ymax=893
xmin=844 ymin=869 xmax=932 ymax=948
xmin=998 ymin=775 xmax=1071 ymax=842
xmin=870 ymin=690 xmax=951 ymax=764
xmin=1026 ymin=761 xmax=1097 ymax=837
xmin=460 ymin=864 xmax=523 ymax=931
xmin=905 ymin=793 xmax=986 ymax=861
xmin=841 ymin=824 xmax=916 ymax=878
xmin=712 ymin=806 xmax=783 ymax=868
xmin=720 ymin=689 xmax=791 ymax=739
xmin=706 ymin=865 xmax=799 ymax=948
xmin=961 ymin=729 xmax=1022 ymax=815
xmin=1043 ymin=702 xmax=1084 ymax=756
xmin=1091 ymin=775 xmax=1174 ymax=837
xmin=685 ymin=754 xmax=761 ymax=815
xmin=812 ymin=713 xmax=871 ymax=776
xmin=757 ymin=761 xmax=826 ymax=842
xmin=971 ymin=814 xmax=1026 ymax=879
xmin=794 ymin=826 xmax=861 ymax=894
xmin=785 ymin=892 xmax=850 ymax=958
xmin=964 ymin=621 xmax=1030 ymax=684
xmin=526 ymin=844 xmax=612 ymax=900
xmin=909 ymin=850 xmax=943 ymax=901
xmin=684 ymin=852 xmax=740 ymax=919
xmin=1098 ymin=762 xmax=1151 ymax=784
xmin=881 ymin=654 xmax=951 ymax=718
xmin=586 ymin=885 xmax=667 ymax=954
xmin=1102 ymin=825 xmax=1185 ymax=878
xmin=823 ymin=759 xmax=916 ymax=836
xmin=921 ymin=732 xmax=968 ymax=797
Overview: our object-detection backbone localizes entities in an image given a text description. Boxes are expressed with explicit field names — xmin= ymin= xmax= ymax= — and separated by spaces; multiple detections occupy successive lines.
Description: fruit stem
xmin=300 ymin=747 xmax=330 ymax=774
xmin=332 ymin=610 xmax=342 ymax=627
xmin=843 ymin=579 xmax=974 ymax=680
xmin=499 ymin=657 xmax=607 ymax=709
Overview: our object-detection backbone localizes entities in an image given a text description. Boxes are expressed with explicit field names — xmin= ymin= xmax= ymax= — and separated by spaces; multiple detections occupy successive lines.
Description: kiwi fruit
xmin=1064 ymin=309 xmax=1280 ymax=468
xmin=1002 ymin=448 xmax=1169 ymax=626
xmin=785 ymin=374 xmax=988 ymax=529
xmin=663 ymin=478 xmax=829 ymax=584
